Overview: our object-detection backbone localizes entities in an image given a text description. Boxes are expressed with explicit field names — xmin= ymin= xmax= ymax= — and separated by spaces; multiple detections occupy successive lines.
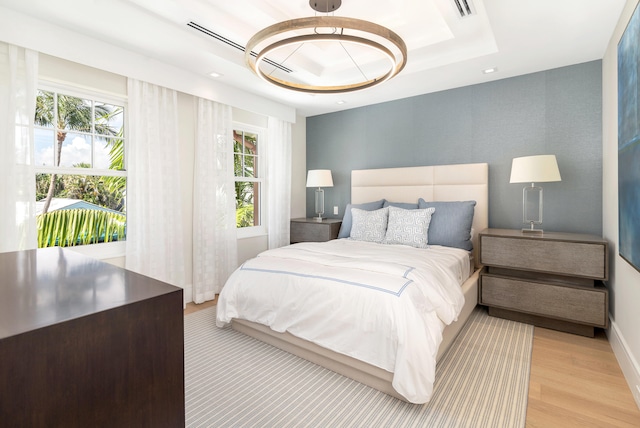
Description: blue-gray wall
xmin=306 ymin=61 xmax=603 ymax=235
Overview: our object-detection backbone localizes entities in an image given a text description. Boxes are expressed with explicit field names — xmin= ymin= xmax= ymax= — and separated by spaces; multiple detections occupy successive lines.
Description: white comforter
xmin=216 ymin=239 xmax=469 ymax=403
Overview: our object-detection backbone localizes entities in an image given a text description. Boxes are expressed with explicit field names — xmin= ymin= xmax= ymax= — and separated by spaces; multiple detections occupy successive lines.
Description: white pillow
xmin=383 ymin=206 xmax=435 ymax=249
xmin=350 ymin=207 xmax=389 ymax=243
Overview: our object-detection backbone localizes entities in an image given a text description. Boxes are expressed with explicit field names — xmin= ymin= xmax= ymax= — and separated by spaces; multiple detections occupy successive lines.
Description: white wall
xmin=602 ymin=0 xmax=640 ymax=408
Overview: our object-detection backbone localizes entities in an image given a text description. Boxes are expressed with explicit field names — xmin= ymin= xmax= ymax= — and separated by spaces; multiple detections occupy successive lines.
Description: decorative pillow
xmin=383 ymin=206 xmax=435 ymax=248
xmin=337 ymin=199 xmax=386 ymax=238
xmin=349 ymin=207 xmax=389 ymax=243
xmin=417 ymin=199 xmax=476 ymax=250
xmin=383 ymin=201 xmax=419 ymax=210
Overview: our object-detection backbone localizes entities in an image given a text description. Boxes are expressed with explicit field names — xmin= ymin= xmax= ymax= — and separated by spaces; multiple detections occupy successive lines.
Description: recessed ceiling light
xmin=482 ymin=67 xmax=498 ymax=74
xmin=209 ymin=71 xmax=223 ymax=78
xmin=336 ymin=100 xmax=346 ymax=105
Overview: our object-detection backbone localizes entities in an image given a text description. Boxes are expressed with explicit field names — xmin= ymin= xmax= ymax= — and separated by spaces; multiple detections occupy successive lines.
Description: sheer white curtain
xmin=266 ymin=116 xmax=292 ymax=249
xmin=192 ymin=98 xmax=238 ymax=303
xmin=0 ymin=43 xmax=38 ymax=253
xmin=125 ymin=78 xmax=185 ymax=287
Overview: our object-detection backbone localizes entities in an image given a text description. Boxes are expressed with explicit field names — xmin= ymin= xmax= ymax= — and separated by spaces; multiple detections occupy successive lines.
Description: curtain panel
xmin=125 ymin=78 xmax=185 ymax=287
xmin=0 ymin=42 xmax=38 ymax=253
xmin=192 ymin=98 xmax=238 ymax=303
xmin=266 ymin=116 xmax=292 ymax=249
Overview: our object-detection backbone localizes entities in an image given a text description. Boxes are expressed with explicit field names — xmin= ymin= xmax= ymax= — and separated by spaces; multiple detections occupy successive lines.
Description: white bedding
xmin=216 ymin=239 xmax=470 ymax=403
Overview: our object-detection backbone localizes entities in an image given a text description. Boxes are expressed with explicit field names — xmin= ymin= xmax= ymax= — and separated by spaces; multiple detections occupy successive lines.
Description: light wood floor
xmin=527 ymin=327 xmax=640 ymax=427
xmin=185 ymin=302 xmax=640 ymax=426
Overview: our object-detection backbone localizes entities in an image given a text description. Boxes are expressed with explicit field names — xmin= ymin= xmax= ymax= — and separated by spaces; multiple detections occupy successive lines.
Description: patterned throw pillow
xmin=337 ymin=199 xmax=386 ymax=238
xmin=350 ymin=207 xmax=389 ymax=243
xmin=383 ymin=206 xmax=435 ymax=248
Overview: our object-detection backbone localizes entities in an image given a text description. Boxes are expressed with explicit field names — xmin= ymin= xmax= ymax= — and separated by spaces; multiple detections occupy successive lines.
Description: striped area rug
xmin=185 ymin=306 xmax=533 ymax=427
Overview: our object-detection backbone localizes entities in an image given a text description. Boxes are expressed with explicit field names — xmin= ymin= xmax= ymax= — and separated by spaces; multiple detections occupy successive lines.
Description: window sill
xmin=236 ymin=226 xmax=267 ymax=240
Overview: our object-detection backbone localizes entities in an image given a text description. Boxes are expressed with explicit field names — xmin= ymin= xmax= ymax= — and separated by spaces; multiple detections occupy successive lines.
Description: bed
xmin=216 ymin=163 xmax=488 ymax=403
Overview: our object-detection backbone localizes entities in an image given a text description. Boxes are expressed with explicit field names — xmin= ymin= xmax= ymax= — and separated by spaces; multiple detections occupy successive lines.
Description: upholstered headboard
xmin=351 ymin=163 xmax=489 ymax=264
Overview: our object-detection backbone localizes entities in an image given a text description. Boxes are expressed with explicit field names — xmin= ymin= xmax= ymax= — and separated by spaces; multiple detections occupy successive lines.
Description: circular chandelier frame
xmin=245 ymin=16 xmax=408 ymax=94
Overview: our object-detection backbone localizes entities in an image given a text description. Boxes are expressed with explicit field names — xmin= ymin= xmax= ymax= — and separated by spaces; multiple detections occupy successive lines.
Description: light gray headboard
xmin=351 ymin=163 xmax=489 ymax=263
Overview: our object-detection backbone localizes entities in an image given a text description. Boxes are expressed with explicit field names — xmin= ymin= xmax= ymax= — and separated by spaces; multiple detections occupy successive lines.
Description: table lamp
xmin=509 ymin=155 xmax=561 ymax=233
xmin=306 ymin=169 xmax=333 ymax=221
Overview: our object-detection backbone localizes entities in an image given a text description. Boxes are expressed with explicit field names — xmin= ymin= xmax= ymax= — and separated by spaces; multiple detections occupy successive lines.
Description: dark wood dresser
xmin=0 ymin=248 xmax=185 ymax=427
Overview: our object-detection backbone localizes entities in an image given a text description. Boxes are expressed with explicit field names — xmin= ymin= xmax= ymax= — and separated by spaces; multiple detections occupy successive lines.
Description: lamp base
xmin=314 ymin=215 xmax=324 ymax=222
xmin=314 ymin=188 xmax=325 ymax=223
xmin=521 ymin=228 xmax=543 ymax=235
xmin=522 ymin=220 xmax=543 ymax=234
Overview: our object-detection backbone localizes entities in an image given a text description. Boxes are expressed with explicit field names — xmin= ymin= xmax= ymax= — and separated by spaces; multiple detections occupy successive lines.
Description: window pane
xmin=34 ymin=128 xmax=55 ymax=166
xmin=94 ymin=137 xmax=110 ymax=169
xmin=59 ymin=132 xmax=91 ymax=167
xmin=244 ymin=132 xmax=258 ymax=155
xmin=235 ymin=181 xmax=260 ymax=228
xmin=35 ymin=90 xmax=54 ymax=128
xmin=57 ymin=94 xmax=92 ymax=133
xmin=95 ymin=102 xmax=123 ymax=136
xmin=245 ymin=133 xmax=258 ymax=178
xmin=234 ymin=152 xmax=243 ymax=177
xmin=244 ymin=153 xmax=255 ymax=178
xmin=35 ymin=174 xmax=126 ymax=248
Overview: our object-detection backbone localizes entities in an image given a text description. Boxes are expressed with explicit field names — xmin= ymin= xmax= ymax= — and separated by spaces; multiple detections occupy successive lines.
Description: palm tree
xmin=35 ymin=91 xmax=120 ymax=214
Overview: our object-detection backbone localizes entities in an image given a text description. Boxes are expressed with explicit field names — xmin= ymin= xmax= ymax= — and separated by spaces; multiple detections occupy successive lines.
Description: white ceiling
xmin=0 ymin=0 xmax=626 ymax=117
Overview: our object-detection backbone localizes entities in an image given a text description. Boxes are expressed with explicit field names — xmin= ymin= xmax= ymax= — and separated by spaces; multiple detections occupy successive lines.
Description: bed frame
xmin=233 ymin=163 xmax=489 ymax=401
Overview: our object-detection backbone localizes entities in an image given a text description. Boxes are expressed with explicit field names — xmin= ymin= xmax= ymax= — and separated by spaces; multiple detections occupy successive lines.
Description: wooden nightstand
xmin=290 ymin=218 xmax=342 ymax=244
xmin=478 ymin=228 xmax=609 ymax=337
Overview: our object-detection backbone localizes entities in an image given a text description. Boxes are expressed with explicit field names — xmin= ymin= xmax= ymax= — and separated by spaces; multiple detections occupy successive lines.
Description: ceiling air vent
xmin=186 ymin=21 xmax=292 ymax=73
xmin=452 ymin=0 xmax=475 ymax=18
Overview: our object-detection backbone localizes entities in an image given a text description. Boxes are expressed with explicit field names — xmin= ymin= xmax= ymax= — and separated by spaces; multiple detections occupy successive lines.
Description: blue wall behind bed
xmin=306 ymin=60 xmax=603 ymax=236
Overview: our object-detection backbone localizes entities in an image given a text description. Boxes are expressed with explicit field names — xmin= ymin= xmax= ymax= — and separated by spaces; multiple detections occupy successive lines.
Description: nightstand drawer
xmin=290 ymin=218 xmax=342 ymax=243
xmin=480 ymin=274 xmax=608 ymax=327
xmin=480 ymin=235 xmax=606 ymax=279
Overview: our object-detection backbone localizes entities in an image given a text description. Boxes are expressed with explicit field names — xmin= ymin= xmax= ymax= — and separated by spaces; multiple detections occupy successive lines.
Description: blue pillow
xmin=417 ymin=199 xmax=476 ymax=250
xmin=338 ymin=199 xmax=386 ymax=238
xmin=383 ymin=201 xmax=419 ymax=210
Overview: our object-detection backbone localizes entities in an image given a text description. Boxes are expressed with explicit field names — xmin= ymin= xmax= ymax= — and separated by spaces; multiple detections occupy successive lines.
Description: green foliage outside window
xmin=34 ymin=89 xmax=126 ymax=247
xmin=234 ymin=130 xmax=259 ymax=228
xmin=37 ymin=209 xmax=126 ymax=248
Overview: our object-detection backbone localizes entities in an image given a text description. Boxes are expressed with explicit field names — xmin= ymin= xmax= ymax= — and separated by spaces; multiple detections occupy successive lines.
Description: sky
xmin=34 ymin=129 xmax=113 ymax=169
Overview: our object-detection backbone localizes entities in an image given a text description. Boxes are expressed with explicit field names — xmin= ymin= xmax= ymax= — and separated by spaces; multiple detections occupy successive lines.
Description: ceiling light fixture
xmin=245 ymin=0 xmax=407 ymax=94
xmin=483 ymin=67 xmax=498 ymax=74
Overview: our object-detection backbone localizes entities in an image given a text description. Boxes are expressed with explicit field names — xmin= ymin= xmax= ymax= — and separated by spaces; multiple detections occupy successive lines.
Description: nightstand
xmin=290 ymin=218 xmax=342 ymax=244
xmin=478 ymin=228 xmax=609 ymax=337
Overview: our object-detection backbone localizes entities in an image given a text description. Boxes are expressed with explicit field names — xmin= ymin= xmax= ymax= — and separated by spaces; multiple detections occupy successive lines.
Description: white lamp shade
xmin=306 ymin=169 xmax=334 ymax=188
xmin=510 ymin=155 xmax=561 ymax=183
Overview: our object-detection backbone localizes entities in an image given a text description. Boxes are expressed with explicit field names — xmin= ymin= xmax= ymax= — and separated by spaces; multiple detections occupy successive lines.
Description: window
xmin=34 ymin=84 xmax=127 ymax=249
xmin=233 ymin=125 xmax=264 ymax=236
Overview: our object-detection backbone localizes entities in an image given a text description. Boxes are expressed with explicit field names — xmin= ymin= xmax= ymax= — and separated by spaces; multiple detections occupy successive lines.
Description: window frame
xmin=233 ymin=122 xmax=266 ymax=239
xmin=34 ymin=80 xmax=128 ymax=257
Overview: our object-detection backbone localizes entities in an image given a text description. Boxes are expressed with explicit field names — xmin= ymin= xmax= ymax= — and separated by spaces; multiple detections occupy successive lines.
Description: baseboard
xmin=607 ymin=317 xmax=640 ymax=410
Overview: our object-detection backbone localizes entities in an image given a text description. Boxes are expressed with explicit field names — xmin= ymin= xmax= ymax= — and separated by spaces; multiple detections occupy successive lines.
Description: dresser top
xmin=480 ymin=228 xmax=607 ymax=244
xmin=0 ymin=247 xmax=181 ymax=340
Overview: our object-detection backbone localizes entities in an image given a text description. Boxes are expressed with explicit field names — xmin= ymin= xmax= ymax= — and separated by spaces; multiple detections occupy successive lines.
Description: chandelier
xmin=245 ymin=0 xmax=408 ymax=94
